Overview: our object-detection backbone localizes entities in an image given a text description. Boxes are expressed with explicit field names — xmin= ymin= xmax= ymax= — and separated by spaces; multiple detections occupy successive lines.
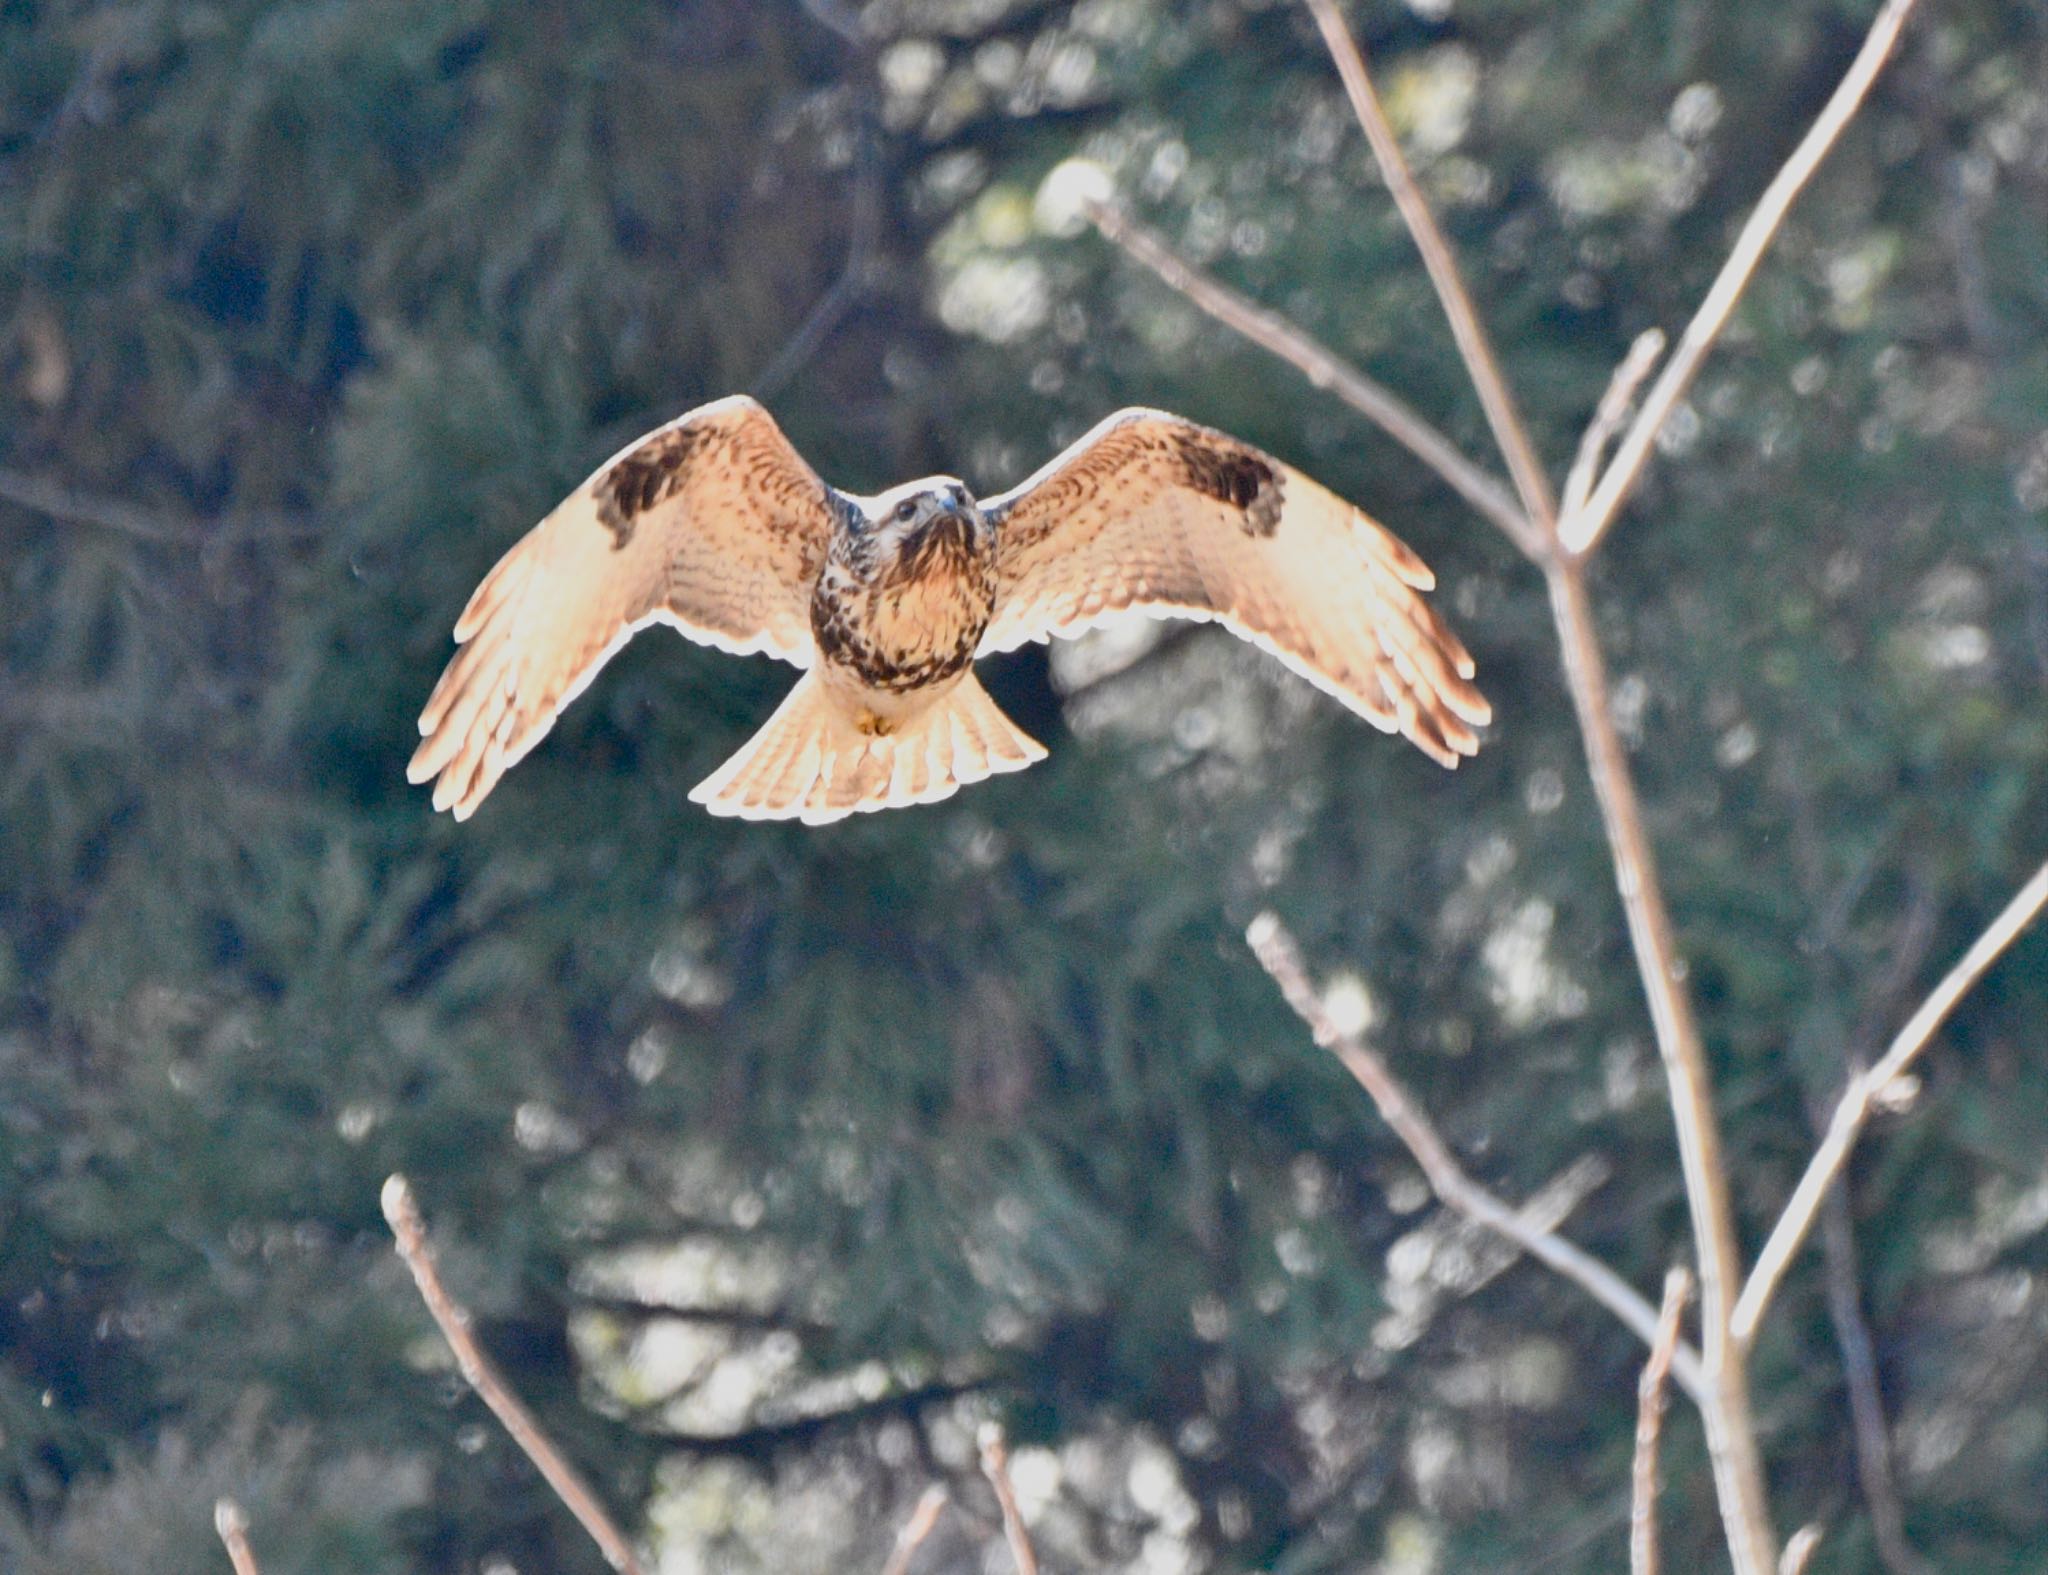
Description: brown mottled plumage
xmin=407 ymin=397 xmax=1492 ymax=825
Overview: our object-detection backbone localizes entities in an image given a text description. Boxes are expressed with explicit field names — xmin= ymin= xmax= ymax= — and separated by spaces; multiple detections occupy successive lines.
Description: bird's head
xmin=863 ymin=476 xmax=981 ymax=547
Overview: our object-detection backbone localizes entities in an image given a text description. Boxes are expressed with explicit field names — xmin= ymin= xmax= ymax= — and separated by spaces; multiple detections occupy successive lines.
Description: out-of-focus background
xmin=4 ymin=1 xmax=2047 ymax=1570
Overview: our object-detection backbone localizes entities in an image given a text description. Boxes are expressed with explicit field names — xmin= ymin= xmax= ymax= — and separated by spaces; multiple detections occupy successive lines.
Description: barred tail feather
xmin=689 ymin=671 xmax=1046 ymax=826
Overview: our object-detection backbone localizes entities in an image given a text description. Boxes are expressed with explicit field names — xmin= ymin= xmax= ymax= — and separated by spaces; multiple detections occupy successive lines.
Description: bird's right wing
xmin=408 ymin=395 xmax=840 ymax=819
xmin=979 ymin=409 xmax=1490 ymax=766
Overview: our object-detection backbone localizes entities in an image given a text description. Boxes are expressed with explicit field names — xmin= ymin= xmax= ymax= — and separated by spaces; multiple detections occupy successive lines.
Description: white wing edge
xmin=977 ymin=598 xmax=1486 ymax=759
xmin=409 ymin=609 xmax=814 ymax=819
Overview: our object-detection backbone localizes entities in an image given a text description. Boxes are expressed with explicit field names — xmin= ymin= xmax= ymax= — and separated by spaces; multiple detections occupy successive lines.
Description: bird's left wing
xmin=408 ymin=395 xmax=840 ymax=818
xmin=978 ymin=409 xmax=1491 ymax=765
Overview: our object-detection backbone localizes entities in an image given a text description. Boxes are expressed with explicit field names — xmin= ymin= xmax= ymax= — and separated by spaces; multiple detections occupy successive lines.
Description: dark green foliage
xmin=5 ymin=1 xmax=2048 ymax=1570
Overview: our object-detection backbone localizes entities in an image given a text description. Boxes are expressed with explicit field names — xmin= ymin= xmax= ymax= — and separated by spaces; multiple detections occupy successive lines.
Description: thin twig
xmin=1082 ymin=198 xmax=1538 ymax=556
xmin=213 ymin=1499 xmax=263 ymax=1575
xmin=381 ymin=1175 xmax=650 ymax=1575
xmin=1630 ymin=1268 xmax=1693 ymax=1575
xmin=1547 ymin=560 xmax=1777 ymax=1573
xmin=1808 ymin=873 xmax=1938 ymax=1575
xmin=1818 ymin=1186 xmax=1932 ymax=1574
xmin=1779 ymin=1524 xmax=1824 ymax=1575
xmin=1778 ymin=845 xmax=1938 ymax=1574
xmin=1303 ymin=0 xmax=1559 ymax=533
xmin=1564 ymin=329 xmax=1666 ymax=520
xmin=1245 ymin=912 xmax=1705 ymax=1401
xmin=1562 ymin=0 xmax=1924 ymax=556
xmin=977 ymin=1423 xmax=1039 ymax=1575
xmin=880 ymin=1485 xmax=949 ymax=1575
xmin=1735 ymin=855 xmax=2048 ymax=1342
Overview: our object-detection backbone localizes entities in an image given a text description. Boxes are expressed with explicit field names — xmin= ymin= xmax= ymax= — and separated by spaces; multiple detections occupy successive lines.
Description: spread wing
xmin=408 ymin=395 xmax=839 ymax=819
xmin=978 ymin=409 xmax=1491 ymax=766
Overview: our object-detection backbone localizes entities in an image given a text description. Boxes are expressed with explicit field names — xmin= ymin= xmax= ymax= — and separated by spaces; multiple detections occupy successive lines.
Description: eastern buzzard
xmin=408 ymin=397 xmax=1491 ymax=824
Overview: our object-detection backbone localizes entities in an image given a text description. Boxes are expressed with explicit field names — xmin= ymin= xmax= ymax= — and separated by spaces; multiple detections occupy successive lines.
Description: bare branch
xmin=978 ymin=1424 xmax=1039 ymax=1575
xmin=1630 ymin=1269 xmax=1693 ymax=1575
xmin=1562 ymin=0 xmax=1924 ymax=556
xmin=1545 ymin=559 xmax=1776 ymax=1572
xmin=381 ymin=1175 xmax=650 ymax=1575
xmin=1085 ymin=7 xmax=1936 ymax=1569
xmin=1302 ymin=0 xmax=1559 ymax=533
xmin=1800 ymin=871 xmax=1938 ymax=1575
xmin=1082 ymin=198 xmax=1538 ymax=556
xmin=880 ymin=1486 xmax=949 ymax=1575
xmin=1564 ymin=329 xmax=1666 ymax=520
xmin=1247 ymin=30 xmax=1776 ymax=1543
xmin=213 ymin=1499 xmax=262 ymax=1575
xmin=1819 ymin=1187 xmax=1932 ymax=1574
xmin=1087 ymin=113 xmax=1759 ymax=1567
xmin=1245 ymin=912 xmax=1705 ymax=1402
xmin=1735 ymin=855 xmax=2048 ymax=1342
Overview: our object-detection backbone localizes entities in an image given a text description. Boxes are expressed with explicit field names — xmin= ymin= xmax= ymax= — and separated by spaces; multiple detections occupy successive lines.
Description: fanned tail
xmin=689 ymin=670 xmax=1047 ymax=825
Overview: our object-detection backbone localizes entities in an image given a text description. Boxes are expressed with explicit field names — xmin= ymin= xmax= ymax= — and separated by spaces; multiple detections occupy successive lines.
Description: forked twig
xmin=1564 ymin=329 xmax=1666 ymax=520
xmin=1630 ymin=1269 xmax=1693 ymax=1575
xmin=213 ymin=1499 xmax=263 ymax=1575
xmin=1779 ymin=1524 xmax=1825 ymax=1575
xmin=1562 ymin=0 xmax=1924 ymax=555
xmin=978 ymin=1424 xmax=1040 ymax=1575
xmin=1082 ymin=199 xmax=1538 ymax=556
xmin=1734 ymin=855 xmax=2048 ymax=1341
xmin=1246 ymin=913 xmax=1705 ymax=1401
xmin=381 ymin=1175 xmax=650 ymax=1575
xmin=880 ymin=1485 xmax=949 ymax=1575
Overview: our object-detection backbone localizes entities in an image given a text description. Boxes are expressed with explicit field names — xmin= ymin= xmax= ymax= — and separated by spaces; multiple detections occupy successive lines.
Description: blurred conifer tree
xmin=3 ymin=1 xmax=2046 ymax=1570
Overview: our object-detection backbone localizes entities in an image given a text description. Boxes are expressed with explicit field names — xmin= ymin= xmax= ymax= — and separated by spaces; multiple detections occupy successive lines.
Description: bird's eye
xmin=894 ymin=501 xmax=916 ymax=523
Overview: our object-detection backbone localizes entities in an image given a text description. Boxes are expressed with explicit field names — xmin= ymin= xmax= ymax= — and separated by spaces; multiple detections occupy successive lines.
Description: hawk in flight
xmin=409 ymin=397 xmax=1491 ymax=825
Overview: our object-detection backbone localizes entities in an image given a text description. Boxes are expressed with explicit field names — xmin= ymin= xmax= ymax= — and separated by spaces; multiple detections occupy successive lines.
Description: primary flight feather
xmin=408 ymin=397 xmax=1492 ymax=825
